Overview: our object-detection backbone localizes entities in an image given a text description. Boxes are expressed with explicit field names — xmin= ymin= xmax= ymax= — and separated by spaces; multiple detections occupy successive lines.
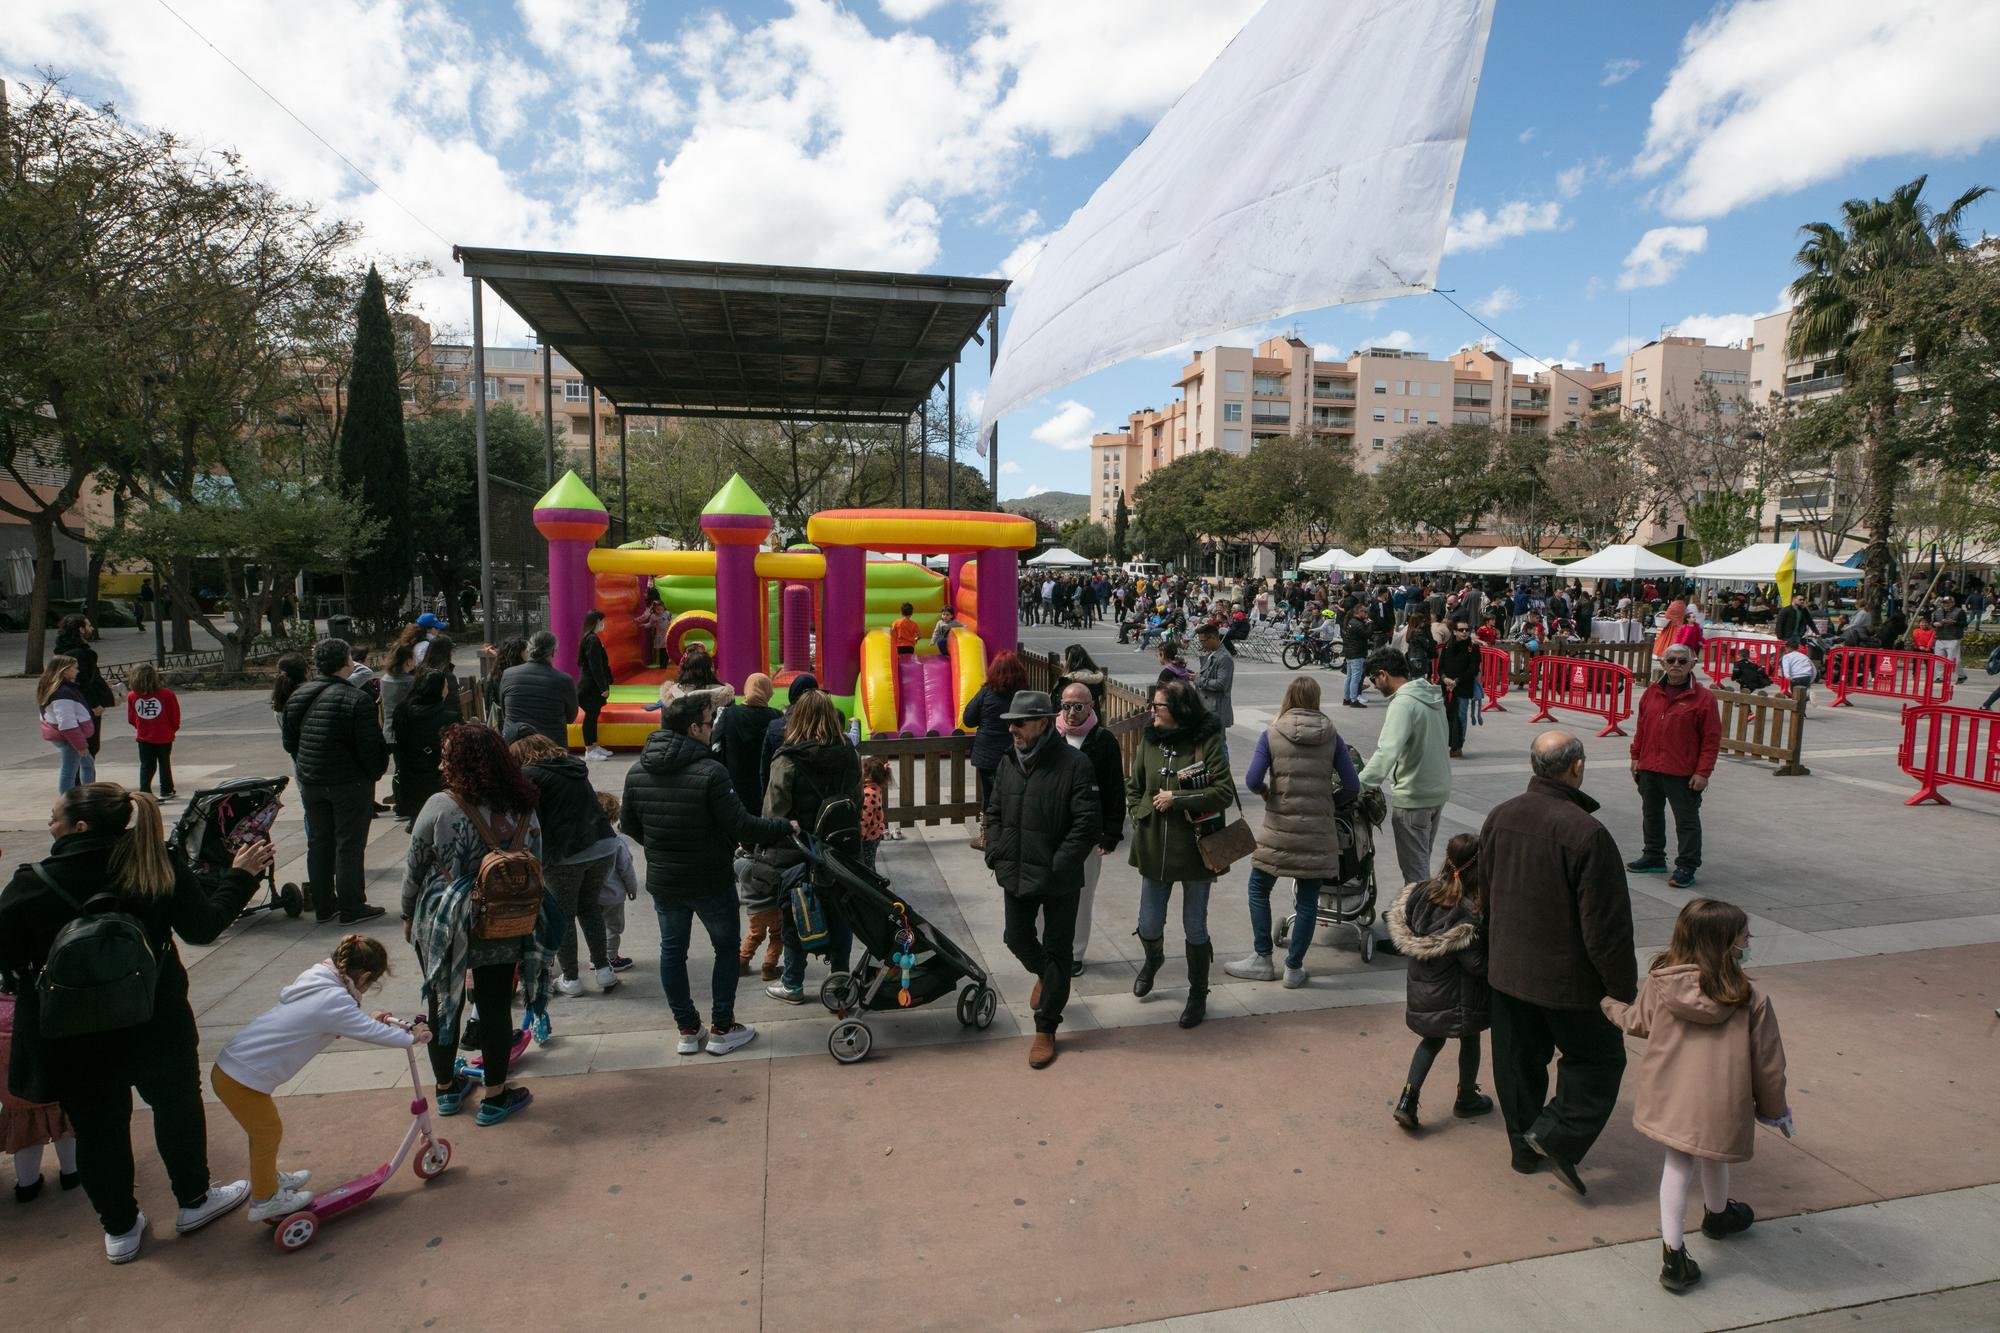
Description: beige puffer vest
xmin=1250 ymin=708 xmax=1343 ymax=880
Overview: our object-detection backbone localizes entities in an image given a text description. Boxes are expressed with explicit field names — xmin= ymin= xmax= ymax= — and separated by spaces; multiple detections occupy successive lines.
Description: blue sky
xmin=9 ymin=0 xmax=1997 ymax=501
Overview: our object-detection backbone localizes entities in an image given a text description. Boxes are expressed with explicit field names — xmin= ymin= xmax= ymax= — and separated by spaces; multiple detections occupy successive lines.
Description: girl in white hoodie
xmin=210 ymin=936 xmax=427 ymax=1221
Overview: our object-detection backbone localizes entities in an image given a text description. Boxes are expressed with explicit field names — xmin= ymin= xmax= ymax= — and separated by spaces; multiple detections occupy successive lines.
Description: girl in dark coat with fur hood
xmin=1385 ymin=832 xmax=1495 ymax=1130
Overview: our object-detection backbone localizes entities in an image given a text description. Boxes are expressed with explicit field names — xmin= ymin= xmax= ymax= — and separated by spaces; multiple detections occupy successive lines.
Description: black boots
xmin=1393 ymin=1083 xmax=1419 ymax=1130
xmin=1453 ymin=1084 xmax=1495 ymax=1118
xmin=1179 ymin=942 xmax=1212 ymax=1028
xmin=1702 ymin=1199 xmax=1755 ymax=1238
xmin=1660 ymin=1242 xmax=1702 ymax=1293
xmin=1132 ymin=933 xmax=1166 ymax=998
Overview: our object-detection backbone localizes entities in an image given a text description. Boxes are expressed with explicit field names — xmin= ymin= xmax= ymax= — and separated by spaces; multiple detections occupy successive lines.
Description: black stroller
xmin=1273 ymin=783 xmax=1383 ymax=963
xmin=789 ymin=803 xmax=998 ymax=1064
xmin=167 ymin=776 xmax=304 ymax=920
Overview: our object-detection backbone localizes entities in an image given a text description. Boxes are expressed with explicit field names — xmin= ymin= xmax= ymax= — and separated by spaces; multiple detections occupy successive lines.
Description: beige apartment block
xmin=425 ymin=340 xmax=621 ymax=445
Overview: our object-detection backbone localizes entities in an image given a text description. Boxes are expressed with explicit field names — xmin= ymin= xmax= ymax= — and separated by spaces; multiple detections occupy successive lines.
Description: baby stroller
xmin=789 ymin=803 xmax=998 ymax=1063
xmin=167 ymin=775 xmax=304 ymax=920
xmin=1273 ymin=782 xmax=1382 ymax=963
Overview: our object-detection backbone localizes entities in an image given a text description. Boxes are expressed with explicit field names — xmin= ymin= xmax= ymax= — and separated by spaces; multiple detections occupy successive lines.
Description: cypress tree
xmin=337 ymin=265 xmax=413 ymax=631
xmin=1112 ymin=491 xmax=1130 ymax=563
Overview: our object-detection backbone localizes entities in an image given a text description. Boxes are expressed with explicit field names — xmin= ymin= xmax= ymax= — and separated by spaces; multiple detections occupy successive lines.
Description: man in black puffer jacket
xmin=985 ymin=691 xmax=1099 ymax=1070
xmin=621 ymin=695 xmax=793 ymax=1055
xmin=281 ymin=638 xmax=389 ymax=924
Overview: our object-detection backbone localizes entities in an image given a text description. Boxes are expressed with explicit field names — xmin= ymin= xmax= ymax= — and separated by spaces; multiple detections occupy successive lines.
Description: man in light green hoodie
xmin=1356 ymin=648 xmax=1452 ymax=950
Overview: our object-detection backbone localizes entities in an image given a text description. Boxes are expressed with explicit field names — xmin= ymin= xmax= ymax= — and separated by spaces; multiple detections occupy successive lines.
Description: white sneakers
xmin=174 ymin=1180 xmax=249 ymax=1235
xmin=585 ymin=745 xmax=613 ymax=762
xmin=278 ymin=1169 xmax=312 ymax=1191
xmin=676 ymin=1028 xmax=704 ymax=1055
xmin=592 ymin=966 xmax=620 ymax=991
xmin=705 ymin=1023 xmax=757 ymax=1056
xmin=106 ymin=1211 xmax=146 ymax=1264
xmin=553 ymin=975 xmax=586 ymax=998
xmin=248 ymin=1187 xmax=316 ymax=1223
xmin=1283 ymin=966 xmax=1309 ymax=989
xmin=1223 ymin=953 xmax=1279 ymax=982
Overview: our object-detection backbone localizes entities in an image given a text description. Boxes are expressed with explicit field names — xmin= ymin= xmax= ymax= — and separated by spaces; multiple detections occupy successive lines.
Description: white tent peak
xmin=1459 ymin=545 xmax=1559 ymax=577
xmin=1026 ymin=546 xmax=1093 ymax=568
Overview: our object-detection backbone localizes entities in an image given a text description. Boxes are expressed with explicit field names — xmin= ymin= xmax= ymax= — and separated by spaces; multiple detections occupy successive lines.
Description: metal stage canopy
xmin=453 ymin=246 xmax=1007 ymax=425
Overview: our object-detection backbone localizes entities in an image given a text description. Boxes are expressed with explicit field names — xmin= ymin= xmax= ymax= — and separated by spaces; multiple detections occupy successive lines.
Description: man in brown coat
xmin=1479 ymin=730 xmax=1637 ymax=1196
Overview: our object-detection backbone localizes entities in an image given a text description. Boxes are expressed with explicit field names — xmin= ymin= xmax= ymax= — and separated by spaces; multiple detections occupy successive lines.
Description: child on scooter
xmin=211 ymin=936 xmax=428 ymax=1222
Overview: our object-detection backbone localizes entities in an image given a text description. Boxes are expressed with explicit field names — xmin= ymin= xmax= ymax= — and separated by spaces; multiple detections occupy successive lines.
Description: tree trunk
xmin=170 ymin=555 xmax=194 ymax=653
xmin=84 ymin=547 xmax=104 ymax=626
xmin=22 ymin=513 xmax=56 ymax=674
xmin=1859 ymin=417 xmax=1899 ymax=616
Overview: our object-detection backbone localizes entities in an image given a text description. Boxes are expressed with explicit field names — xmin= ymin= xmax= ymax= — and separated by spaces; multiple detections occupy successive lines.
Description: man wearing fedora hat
xmin=986 ymin=690 xmax=1101 ymax=1068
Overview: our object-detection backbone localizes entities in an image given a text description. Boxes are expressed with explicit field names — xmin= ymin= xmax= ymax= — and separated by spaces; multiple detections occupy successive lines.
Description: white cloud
xmin=1444 ymin=201 xmax=1565 ymax=254
xmin=1601 ymin=57 xmax=1642 ymax=87
xmin=1605 ymin=335 xmax=1647 ymax=360
xmin=989 ymin=233 xmax=1050 ymax=281
xmin=1517 ymin=127 xmax=1535 ymax=144
xmin=1029 ymin=400 xmax=1105 ymax=451
xmin=1023 ymin=484 xmax=1052 ymax=498
xmin=1565 ymin=339 xmax=1582 ymax=362
xmin=1669 ymin=312 xmax=1757 ymax=346
xmin=999 ymin=459 xmax=1023 ymax=475
xmin=1312 ymin=342 xmax=1341 ymax=362
xmin=961 ymin=387 xmax=986 ymax=421
xmin=1618 ymin=225 xmax=1707 ymax=290
xmin=1475 ymin=286 xmax=1518 ymax=318
xmin=1009 ymin=208 xmax=1042 ymax=237
xmin=1358 ymin=330 xmax=1416 ymax=351
xmin=1771 ymin=284 xmax=1796 ymax=313
xmin=1634 ymin=0 xmax=2000 ymax=219
xmin=1555 ymin=164 xmax=1587 ymax=199
xmin=881 ymin=0 xmax=952 ymax=20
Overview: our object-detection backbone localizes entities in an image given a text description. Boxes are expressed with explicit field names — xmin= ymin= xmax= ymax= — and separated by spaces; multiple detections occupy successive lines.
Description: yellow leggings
xmin=210 ymin=1066 xmax=283 ymax=1199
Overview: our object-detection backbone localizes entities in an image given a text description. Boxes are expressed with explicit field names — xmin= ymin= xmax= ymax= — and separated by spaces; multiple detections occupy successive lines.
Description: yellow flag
xmin=1774 ymin=536 xmax=1799 ymax=609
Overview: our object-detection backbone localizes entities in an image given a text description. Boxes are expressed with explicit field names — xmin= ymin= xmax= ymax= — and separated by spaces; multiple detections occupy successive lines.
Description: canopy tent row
xmin=1026 ymin=546 xmax=1092 ymax=568
xmin=453 ymin=246 xmax=1008 ymax=635
xmin=1558 ymin=544 xmax=1690 ymax=580
xmin=1689 ymin=542 xmax=1854 ymax=585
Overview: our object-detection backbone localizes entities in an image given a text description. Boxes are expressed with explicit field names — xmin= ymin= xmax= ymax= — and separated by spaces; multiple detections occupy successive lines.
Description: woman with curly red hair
xmin=399 ymin=724 xmax=556 ymax=1127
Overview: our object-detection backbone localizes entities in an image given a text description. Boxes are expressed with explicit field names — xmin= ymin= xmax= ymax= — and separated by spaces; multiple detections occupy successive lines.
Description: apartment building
xmin=425 ymin=336 xmax=621 ymax=444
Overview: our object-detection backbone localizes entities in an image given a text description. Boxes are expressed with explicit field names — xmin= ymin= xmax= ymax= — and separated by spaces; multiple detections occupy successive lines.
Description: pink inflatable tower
xmin=533 ymin=470 xmax=610 ymax=681
xmin=699 ymin=475 xmax=773 ymax=691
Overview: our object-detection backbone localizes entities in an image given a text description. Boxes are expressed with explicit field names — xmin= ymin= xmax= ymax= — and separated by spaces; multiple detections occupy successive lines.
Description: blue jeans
xmin=53 ymin=741 xmax=93 ymax=793
xmin=656 ymin=891 xmax=742 ymax=1033
xmin=779 ymin=885 xmax=852 ymax=991
xmin=1246 ymin=866 xmax=1321 ymax=968
xmin=1345 ymin=658 xmax=1367 ymax=703
xmin=1138 ymin=876 xmax=1212 ymax=946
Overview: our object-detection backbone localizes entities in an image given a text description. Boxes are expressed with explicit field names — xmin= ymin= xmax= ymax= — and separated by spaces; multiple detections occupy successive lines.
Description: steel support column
xmin=987 ymin=308 xmax=1001 ymax=512
xmin=542 ymin=343 xmax=555 ymax=486
xmin=587 ymin=386 xmax=599 ymax=492
xmin=472 ymin=279 xmax=495 ymax=637
xmin=946 ymin=362 xmax=956 ymax=509
xmin=919 ymin=400 xmax=929 ymax=508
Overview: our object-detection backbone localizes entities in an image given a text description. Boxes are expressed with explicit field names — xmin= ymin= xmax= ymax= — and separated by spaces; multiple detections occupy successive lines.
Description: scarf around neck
xmin=1055 ymin=704 xmax=1098 ymax=739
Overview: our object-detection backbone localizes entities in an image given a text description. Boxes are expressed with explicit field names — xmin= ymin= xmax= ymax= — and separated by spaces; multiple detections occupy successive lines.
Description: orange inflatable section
xmin=592 ymin=572 xmax=647 ymax=679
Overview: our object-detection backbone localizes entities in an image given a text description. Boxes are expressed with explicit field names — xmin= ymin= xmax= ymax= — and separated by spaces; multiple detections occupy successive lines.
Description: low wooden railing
xmin=1506 ymin=638 xmax=1656 ymax=685
xmin=1712 ymin=685 xmax=1809 ymax=777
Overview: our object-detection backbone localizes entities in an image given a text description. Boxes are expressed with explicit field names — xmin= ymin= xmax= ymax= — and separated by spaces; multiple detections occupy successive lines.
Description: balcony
xmin=1785 ymin=374 xmax=1846 ymax=397
xmin=1314 ymin=388 xmax=1357 ymax=401
xmin=1452 ymin=396 xmax=1492 ymax=409
xmin=1251 ymin=413 xmax=1292 ymax=427
xmin=1509 ymin=401 xmax=1549 ymax=415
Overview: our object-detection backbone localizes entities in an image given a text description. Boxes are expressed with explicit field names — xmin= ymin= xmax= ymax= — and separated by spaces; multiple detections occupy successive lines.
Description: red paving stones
xmin=3 ymin=945 xmax=1994 ymax=1330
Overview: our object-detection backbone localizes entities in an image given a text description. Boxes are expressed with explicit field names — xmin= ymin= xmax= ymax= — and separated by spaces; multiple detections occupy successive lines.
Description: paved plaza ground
xmin=1 ymin=620 xmax=1996 ymax=1329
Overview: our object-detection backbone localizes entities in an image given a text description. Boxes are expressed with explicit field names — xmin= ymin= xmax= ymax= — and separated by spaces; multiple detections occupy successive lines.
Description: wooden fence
xmin=1506 ymin=638 xmax=1656 ymax=686
xmin=1711 ymin=685 xmax=1809 ymax=776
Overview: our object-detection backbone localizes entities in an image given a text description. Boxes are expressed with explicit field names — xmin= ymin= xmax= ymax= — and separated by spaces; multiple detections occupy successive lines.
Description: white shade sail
xmin=1403 ymin=547 xmax=1472 ymax=573
xmin=1026 ymin=546 xmax=1092 ymax=568
xmin=1558 ymin=544 xmax=1691 ymax=580
xmin=977 ymin=0 xmax=1497 ymax=448
xmin=1459 ymin=545 xmax=1559 ymax=577
xmin=1338 ymin=547 xmax=1408 ymax=574
xmin=1689 ymin=543 xmax=1853 ymax=584
xmin=1299 ymin=547 xmax=1356 ymax=572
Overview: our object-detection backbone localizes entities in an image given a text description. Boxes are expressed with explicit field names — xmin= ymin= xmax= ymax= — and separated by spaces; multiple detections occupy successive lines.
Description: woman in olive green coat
xmin=1126 ymin=678 xmax=1236 ymax=1028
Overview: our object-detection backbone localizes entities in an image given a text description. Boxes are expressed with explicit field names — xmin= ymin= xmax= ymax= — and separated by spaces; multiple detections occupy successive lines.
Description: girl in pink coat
xmin=1603 ymin=898 xmax=1791 ymax=1296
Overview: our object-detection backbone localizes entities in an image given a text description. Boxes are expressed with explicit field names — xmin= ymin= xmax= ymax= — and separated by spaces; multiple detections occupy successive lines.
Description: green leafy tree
xmin=1534 ymin=421 xmax=1651 ymax=549
xmin=1061 ymin=519 xmax=1110 ymax=560
xmin=1786 ymin=173 xmax=1991 ymax=611
xmin=1112 ymin=491 xmax=1129 ymax=563
xmin=404 ymin=404 xmax=543 ymax=630
xmin=1239 ymin=431 xmax=1367 ymax=568
xmin=1130 ymin=450 xmax=1238 ymax=567
xmin=336 ymin=265 xmax=412 ymax=631
xmin=1372 ymin=423 xmax=1515 ymax=545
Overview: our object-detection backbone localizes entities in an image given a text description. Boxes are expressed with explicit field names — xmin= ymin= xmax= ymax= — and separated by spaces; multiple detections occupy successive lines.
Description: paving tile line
xmin=1113 ymin=1183 xmax=2000 ymax=1333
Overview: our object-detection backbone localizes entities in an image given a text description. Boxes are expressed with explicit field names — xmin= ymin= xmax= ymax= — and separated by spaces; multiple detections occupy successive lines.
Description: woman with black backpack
xmin=0 ymin=782 xmax=273 ymax=1264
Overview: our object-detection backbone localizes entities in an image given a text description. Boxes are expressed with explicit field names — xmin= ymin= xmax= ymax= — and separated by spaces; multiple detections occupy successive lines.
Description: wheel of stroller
xmin=1274 ymin=914 xmax=1293 ymax=948
xmin=279 ymin=883 xmax=303 ymax=918
xmin=413 ymin=1137 xmax=452 ymax=1180
xmin=1361 ymin=934 xmax=1375 ymax=964
xmin=274 ymin=1211 xmax=317 ymax=1252
xmin=955 ymin=983 xmax=979 ymax=1028
xmin=973 ymin=986 xmax=997 ymax=1030
xmin=828 ymin=1019 xmax=872 ymax=1063
xmin=820 ymin=972 xmax=861 ymax=1015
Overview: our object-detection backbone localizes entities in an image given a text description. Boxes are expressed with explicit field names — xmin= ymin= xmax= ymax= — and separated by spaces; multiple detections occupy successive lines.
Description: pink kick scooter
xmin=270 ymin=1018 xmax=452 ymax=1252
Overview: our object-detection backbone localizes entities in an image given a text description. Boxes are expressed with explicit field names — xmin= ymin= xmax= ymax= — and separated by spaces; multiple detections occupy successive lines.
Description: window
xmin=565 ymin=380 xmax=591 ymax=402
xmin=1224 ymin=370 xmax=1245 ymax=392
xmin=1372 ymin=408 xmax=1387 ymax=422
xmin=1223 ymin=428 xmax=1245 ymax=452
xmin=1567 ymin=394 xmax=1580 ymax=405
xmin=1374 ymin=379 xmax=1388 ymax=394
xmin=399 ymin=385 xmax=416 ymax=403
xmin=1253 ymin=374 xmax=1285 ymax=396
xmin=1395 ymin=408 xmax=1407 ymax=423
xmin=1701 ymin=369 xmax=1747 ymax=385
xmin=1428 ymin=382 xmax=1442 ymax=397
xmin=1372 ymin=437 xmax=1386 ymax=450
xmin=437 ymin=376 xmax=461 ymax=398
xmin=1426 ymin=411 xmax=1439 ymax=425
xmin=1223 ymin=401 xmax=1244 ymax=422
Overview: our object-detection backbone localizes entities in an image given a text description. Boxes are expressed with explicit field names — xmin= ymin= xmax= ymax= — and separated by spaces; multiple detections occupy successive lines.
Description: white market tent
xmin=1338 ymin=547 xmax=1407 ymax=574
xmin=1559 ymin=544 xmax=1691 ymax=580
xmin=1403 ymin=547 xmax=1472 ymax=573
xmin=1689 ymin=542 xmax=1852 ymax=585
xmin=1027 ymin=546 xmax=1093 ymax=568
xmin=1300 ymin=547 xmax=1356 ymax=572
xmin=1459 ymin=545 xmax=1559 ymax=577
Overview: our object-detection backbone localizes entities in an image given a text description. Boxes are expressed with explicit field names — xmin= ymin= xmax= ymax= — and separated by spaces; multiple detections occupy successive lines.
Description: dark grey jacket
xmin=621 ymin=730 xmax=789 ymax=902
xmin=499 ymin=660 xmax=579 ymax=746
xmin=1195 ymin=647 xmax=1235 ymax=730
xmin=984 ymin=728 xmax=1099 ymax=900
xmin=1385 ymin=882 xmax=1489 ymax=1040
xmin=282 ymin=674 xmax=389 ymax=786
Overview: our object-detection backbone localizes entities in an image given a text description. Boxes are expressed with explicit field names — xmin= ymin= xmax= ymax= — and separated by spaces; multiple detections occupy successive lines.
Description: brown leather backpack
xmin=448 ymin=796 xmax=543 ymax=940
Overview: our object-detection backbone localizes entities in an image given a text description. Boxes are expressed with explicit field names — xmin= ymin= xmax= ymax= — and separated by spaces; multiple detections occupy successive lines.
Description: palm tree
xmin=1786 ymin=174 xmax=1990 ymax=611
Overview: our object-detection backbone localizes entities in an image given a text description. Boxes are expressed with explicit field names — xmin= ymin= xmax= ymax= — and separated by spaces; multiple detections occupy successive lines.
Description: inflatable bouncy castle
xmin=532 ymin=470 xmax=1035 ymax=749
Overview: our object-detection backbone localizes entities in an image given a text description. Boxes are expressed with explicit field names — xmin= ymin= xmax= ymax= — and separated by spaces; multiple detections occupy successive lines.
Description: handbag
xmin=1194 ymin=789 xmax=1257 ymax=875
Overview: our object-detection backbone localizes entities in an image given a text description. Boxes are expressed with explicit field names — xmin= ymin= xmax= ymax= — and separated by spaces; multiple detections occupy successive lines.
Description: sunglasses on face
xmin=1060 ymin=701 xmax=1090 ymax=713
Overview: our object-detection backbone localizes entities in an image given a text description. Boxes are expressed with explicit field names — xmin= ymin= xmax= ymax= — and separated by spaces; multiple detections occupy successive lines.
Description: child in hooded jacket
xmin=1603 ymin=897 xmax=1791 ymax=1295
xmin=1385 ymin=832 xmax=1494 ymax=1130
xmin=595 ymin=791 xmax=639 ymax=972
xmin=211 ymin=936 xmax=426 ymax=1223
xmin=736 ymin=852 xmax=785 ymax=981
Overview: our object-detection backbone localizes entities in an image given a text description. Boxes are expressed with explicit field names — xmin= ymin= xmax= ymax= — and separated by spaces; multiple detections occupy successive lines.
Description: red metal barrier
xmin=1527 ymin=655 xmax=1635 ymax=737
xmin=1825 ymin=647 xmax=1955 ymax=709
xmin=1702 ymin=635 xmax=1783 ymax=688
xmin=1480 ymin=645 xmax=1511 ymax=713
xmin=1898 ymin=704 xmax=2000 ymax=806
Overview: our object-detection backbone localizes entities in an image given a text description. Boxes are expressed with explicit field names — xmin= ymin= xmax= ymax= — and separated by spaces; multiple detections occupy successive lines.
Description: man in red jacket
xmin=1627 ymin=643 xmax=1721 ymax=888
